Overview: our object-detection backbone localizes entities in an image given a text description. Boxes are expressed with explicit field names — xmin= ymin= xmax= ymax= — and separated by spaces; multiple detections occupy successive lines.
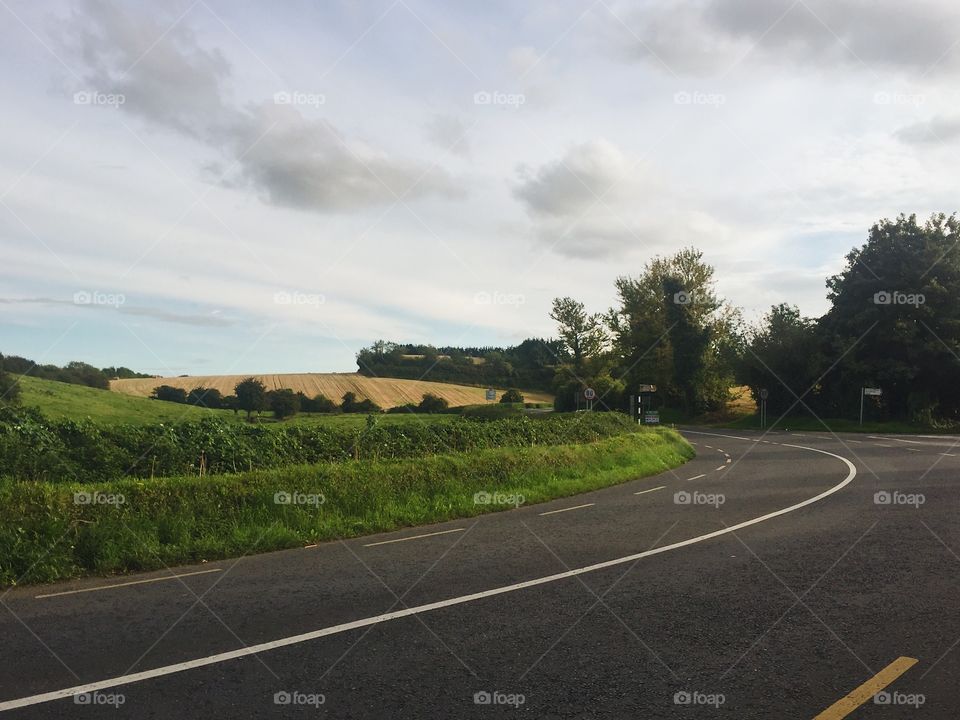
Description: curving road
xmin=2 ymin=428 xmax=960 ymax=718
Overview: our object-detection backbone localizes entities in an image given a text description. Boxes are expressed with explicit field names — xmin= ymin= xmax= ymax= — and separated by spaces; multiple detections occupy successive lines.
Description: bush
xmin=500 ymin=389 xmax=524 ymax=404
xmin=151 ymin=385 xmax=187 ymax=404
xmin=417 ymin=393 xmax=449 ymax=413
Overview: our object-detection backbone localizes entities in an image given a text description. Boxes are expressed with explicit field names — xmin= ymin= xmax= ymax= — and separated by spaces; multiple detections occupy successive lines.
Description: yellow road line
xmin=813 ymin=656 xmax=918 ymax=719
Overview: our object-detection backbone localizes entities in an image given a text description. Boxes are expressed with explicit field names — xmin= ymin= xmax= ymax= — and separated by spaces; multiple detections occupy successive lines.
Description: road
xmin=2 ymin=428 xmax=960 ymax=718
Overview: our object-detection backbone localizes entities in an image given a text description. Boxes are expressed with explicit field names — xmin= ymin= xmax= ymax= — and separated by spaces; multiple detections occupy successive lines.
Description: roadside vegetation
xmin=0 ymin=428 xmax=692 ymax=585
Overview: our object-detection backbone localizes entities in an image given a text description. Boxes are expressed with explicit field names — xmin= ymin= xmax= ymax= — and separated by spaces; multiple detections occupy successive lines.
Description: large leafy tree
xmin=234 ymin=377 xmax=267 ymax=420
xmin=820 ymin=213 xmax=960 ymax=421
xmin=609 ymin=248 xmax=738 ymax=414
xmin=739 ymin=304 xmax=820 ymax=417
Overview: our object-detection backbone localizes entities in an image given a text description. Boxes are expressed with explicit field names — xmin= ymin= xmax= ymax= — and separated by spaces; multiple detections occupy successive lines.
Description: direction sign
xmin=638 ymin=384 xmax=657 ymax=393
xmin=643 ymin=411 xmax=660 ymax=424
xmin=584 ymin=387 xmax=596 ymax=400
xmin=863 ymin=387 xmax=882 ymax=396
xmin=485 ymin=388 xmax=496 ymax=401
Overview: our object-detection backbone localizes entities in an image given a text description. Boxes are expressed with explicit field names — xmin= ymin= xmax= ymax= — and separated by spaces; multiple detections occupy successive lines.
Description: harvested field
xmin=111 ymin=373 xmax=553 ymax=409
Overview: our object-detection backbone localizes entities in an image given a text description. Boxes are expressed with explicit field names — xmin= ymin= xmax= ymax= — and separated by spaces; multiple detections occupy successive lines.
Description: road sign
xmin=584 ymin=387 xmax=596 ymax=400
xmin=643 ymin=411 xmax=660 ymax=424
xmin=485 ymin=388 xmax=496 ymax=401
xmin=759 ymin=388 xmax=769 ymax=400
xmin=637 ymin=384 xmax=656 ymax=393
xmin=863 ymin=387 xmax=882 ymax=396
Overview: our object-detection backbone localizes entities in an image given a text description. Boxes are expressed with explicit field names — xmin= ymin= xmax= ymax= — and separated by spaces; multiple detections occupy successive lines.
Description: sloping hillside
xmin=111 ymin=373 xmax=554 ymax=409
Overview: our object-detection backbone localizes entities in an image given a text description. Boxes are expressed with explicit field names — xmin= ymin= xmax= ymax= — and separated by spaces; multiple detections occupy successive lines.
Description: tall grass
xmin=0 ymin=428 xmax=692 ymax=586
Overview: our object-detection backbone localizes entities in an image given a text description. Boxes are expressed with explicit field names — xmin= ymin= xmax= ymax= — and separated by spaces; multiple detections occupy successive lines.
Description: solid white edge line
xmin=538 ymin=503 xmax=595 ymax=516
xmin=633 ymin=486 xmax=665 ymax=495
xmin=363 ymin=528 xmax=465 ymax=547
xmin=34 ymin=569 xmax=223 ymax=599
xmin=0 ymin=436 xmax=857 ymax=713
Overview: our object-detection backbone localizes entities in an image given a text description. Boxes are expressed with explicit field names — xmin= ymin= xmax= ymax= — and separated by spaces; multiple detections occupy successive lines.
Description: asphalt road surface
xmin=3 ymin=428 xmax=960 ymax=718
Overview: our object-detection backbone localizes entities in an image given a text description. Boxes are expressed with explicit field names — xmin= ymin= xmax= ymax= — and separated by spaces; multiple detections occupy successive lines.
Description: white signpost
xmin=860 ymin=387 xmax=882 ymax=425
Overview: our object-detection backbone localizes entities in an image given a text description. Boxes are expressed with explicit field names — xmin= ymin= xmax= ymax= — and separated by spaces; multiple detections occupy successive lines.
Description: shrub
xmin=417 ymin=393 xmax=449 ymax=413
xmin=500 ymin=388 xmax=525 ymax=404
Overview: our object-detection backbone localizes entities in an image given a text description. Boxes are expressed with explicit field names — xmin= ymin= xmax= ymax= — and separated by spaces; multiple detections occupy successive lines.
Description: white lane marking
xmin=868 ymin=435 xmax=926 ymax=445
xmin=725 ymin=458 xmax=732 ymax=464
xmin=363 ymin=528 xmax=465 ymax=547
xmin=939 ymin=453 xmax=956 ymax=457
xmin=538 ymin=503 xmax=594 ymax=516
xmin=792 ymin=433 xmax=807 ymax=437
xmin=904 ymin=448 xmax=921 ymax=452
xmin=0 ymin=441 xmax=857 ymax=714
xmin=633 ymin=486 xmax=665 ymax=495
xmin=714 ymin=465 xmax=727 ymax=471
xmin=873 ymin=443 xmax=893 ymax=448
xmin=34 ymin=569 xmax=223 ymax=599
xmin=846 ymin=439 xmax=863 ymax=443
xmin=704 ymin=445 xmax=714 ymax=449
xmin=686 ymin=473 xmax=706 ymax=482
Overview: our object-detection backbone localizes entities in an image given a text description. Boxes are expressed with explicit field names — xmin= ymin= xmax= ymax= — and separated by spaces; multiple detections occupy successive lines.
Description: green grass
xmin=15 ymin=376 xmax=459 ymax=428
xmin=0 ymin=428 xmax=693 ymax=586
xmin=17 ymin=375 xmax=236 ymax=425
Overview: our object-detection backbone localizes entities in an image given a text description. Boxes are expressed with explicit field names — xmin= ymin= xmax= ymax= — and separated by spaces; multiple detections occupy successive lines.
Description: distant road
xmin=3 ymin=429 xmax=958 ymax=718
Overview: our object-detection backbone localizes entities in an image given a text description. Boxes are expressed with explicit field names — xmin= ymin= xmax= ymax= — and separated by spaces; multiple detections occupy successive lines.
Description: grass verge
xmin=0 ymin=428 xmax=692 ymax=586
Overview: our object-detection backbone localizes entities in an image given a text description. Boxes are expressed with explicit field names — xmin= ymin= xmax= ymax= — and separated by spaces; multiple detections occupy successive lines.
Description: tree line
xmin=547 ymin=213 xmax=960 ymax=424
xmin=0 ymin=354 xmax=152 ymax=390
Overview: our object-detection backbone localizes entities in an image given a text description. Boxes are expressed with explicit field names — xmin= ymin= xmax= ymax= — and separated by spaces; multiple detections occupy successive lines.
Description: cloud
xmin=424 ymin=114 xmax=471 ymax=157
xmin=0 ymin=297 xmax=232 ymax=327
xmin=513 ymin=139 xmax=723 ymax=259
xmin=895 ymin=116 xmax=960 ymax=144
xmin=600 ymin=0 xmax=960 ymax=76
xmin=68 ymin=0 xmax=458 ymax=212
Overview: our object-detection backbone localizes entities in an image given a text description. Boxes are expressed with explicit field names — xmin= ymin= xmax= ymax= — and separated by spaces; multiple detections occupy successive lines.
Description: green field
xmin=15 ymin=375 xmax=457 ymax=427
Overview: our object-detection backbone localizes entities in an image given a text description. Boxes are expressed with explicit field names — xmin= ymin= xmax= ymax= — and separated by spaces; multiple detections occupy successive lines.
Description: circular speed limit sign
xmin=584 ymin=387 xmax=596 ymax=400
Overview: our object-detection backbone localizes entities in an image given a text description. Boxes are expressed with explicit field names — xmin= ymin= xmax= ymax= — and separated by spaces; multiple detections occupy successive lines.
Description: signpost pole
xmin=860 ymin=387 xmax=864 ymax=426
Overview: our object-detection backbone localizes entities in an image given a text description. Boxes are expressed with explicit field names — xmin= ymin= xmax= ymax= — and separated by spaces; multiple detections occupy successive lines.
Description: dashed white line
xmin=1 ymin=438 xmax=857 ymax=714
xmin=539 ymin=503 xmax=595 ymax=516
xmin=35 ymin=569 xmax=223 ymax=599
xmin=939 ymin=453 xmax=956 ymax=457
xmin=715 ymin=465 xmax=728 ymax=471
xmin=633 ymin=486 xmax=665 ymax=496
xmin=686 ymin=473 xmax=706 ymax=482
xmin=363 ymin=528 xmax=465 ymax=547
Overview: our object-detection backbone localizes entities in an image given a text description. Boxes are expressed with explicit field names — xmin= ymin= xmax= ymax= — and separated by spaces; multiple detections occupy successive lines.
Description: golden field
xmin=110 ymin=373 xmax=553 ymax=409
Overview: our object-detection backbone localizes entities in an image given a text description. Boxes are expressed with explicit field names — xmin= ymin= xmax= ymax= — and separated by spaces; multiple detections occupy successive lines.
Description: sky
xmin=1 ymin=0 xmax=958 ymax=375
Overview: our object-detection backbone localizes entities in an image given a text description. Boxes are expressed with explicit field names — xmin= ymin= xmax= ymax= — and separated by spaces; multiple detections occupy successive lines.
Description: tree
xmin=235 ymin=377 xmax=267 ymax=420
xmin=499 ymin=389 xmax=524 ymax=404
xmin=267 ymin=388 xmax=300 ymax=420
xmin=550 ymin=297 xmax=607 ymax=375
xmin=739 ymin=304 xmax=820 ymax=417
xmin=417 ymin=393 xmax=449 ymax=413
xmin=819 ymin=213 xmax=960 ymax=422
xmin=340 ymin=391 xmax=359 ymax=413
xmin=187 ymin=387 xmax=222 ymax=408
xmin=151 ymin=385 xmax=188 ymax=404
xmin=609 ymin=248 xmax=737 ymax=415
